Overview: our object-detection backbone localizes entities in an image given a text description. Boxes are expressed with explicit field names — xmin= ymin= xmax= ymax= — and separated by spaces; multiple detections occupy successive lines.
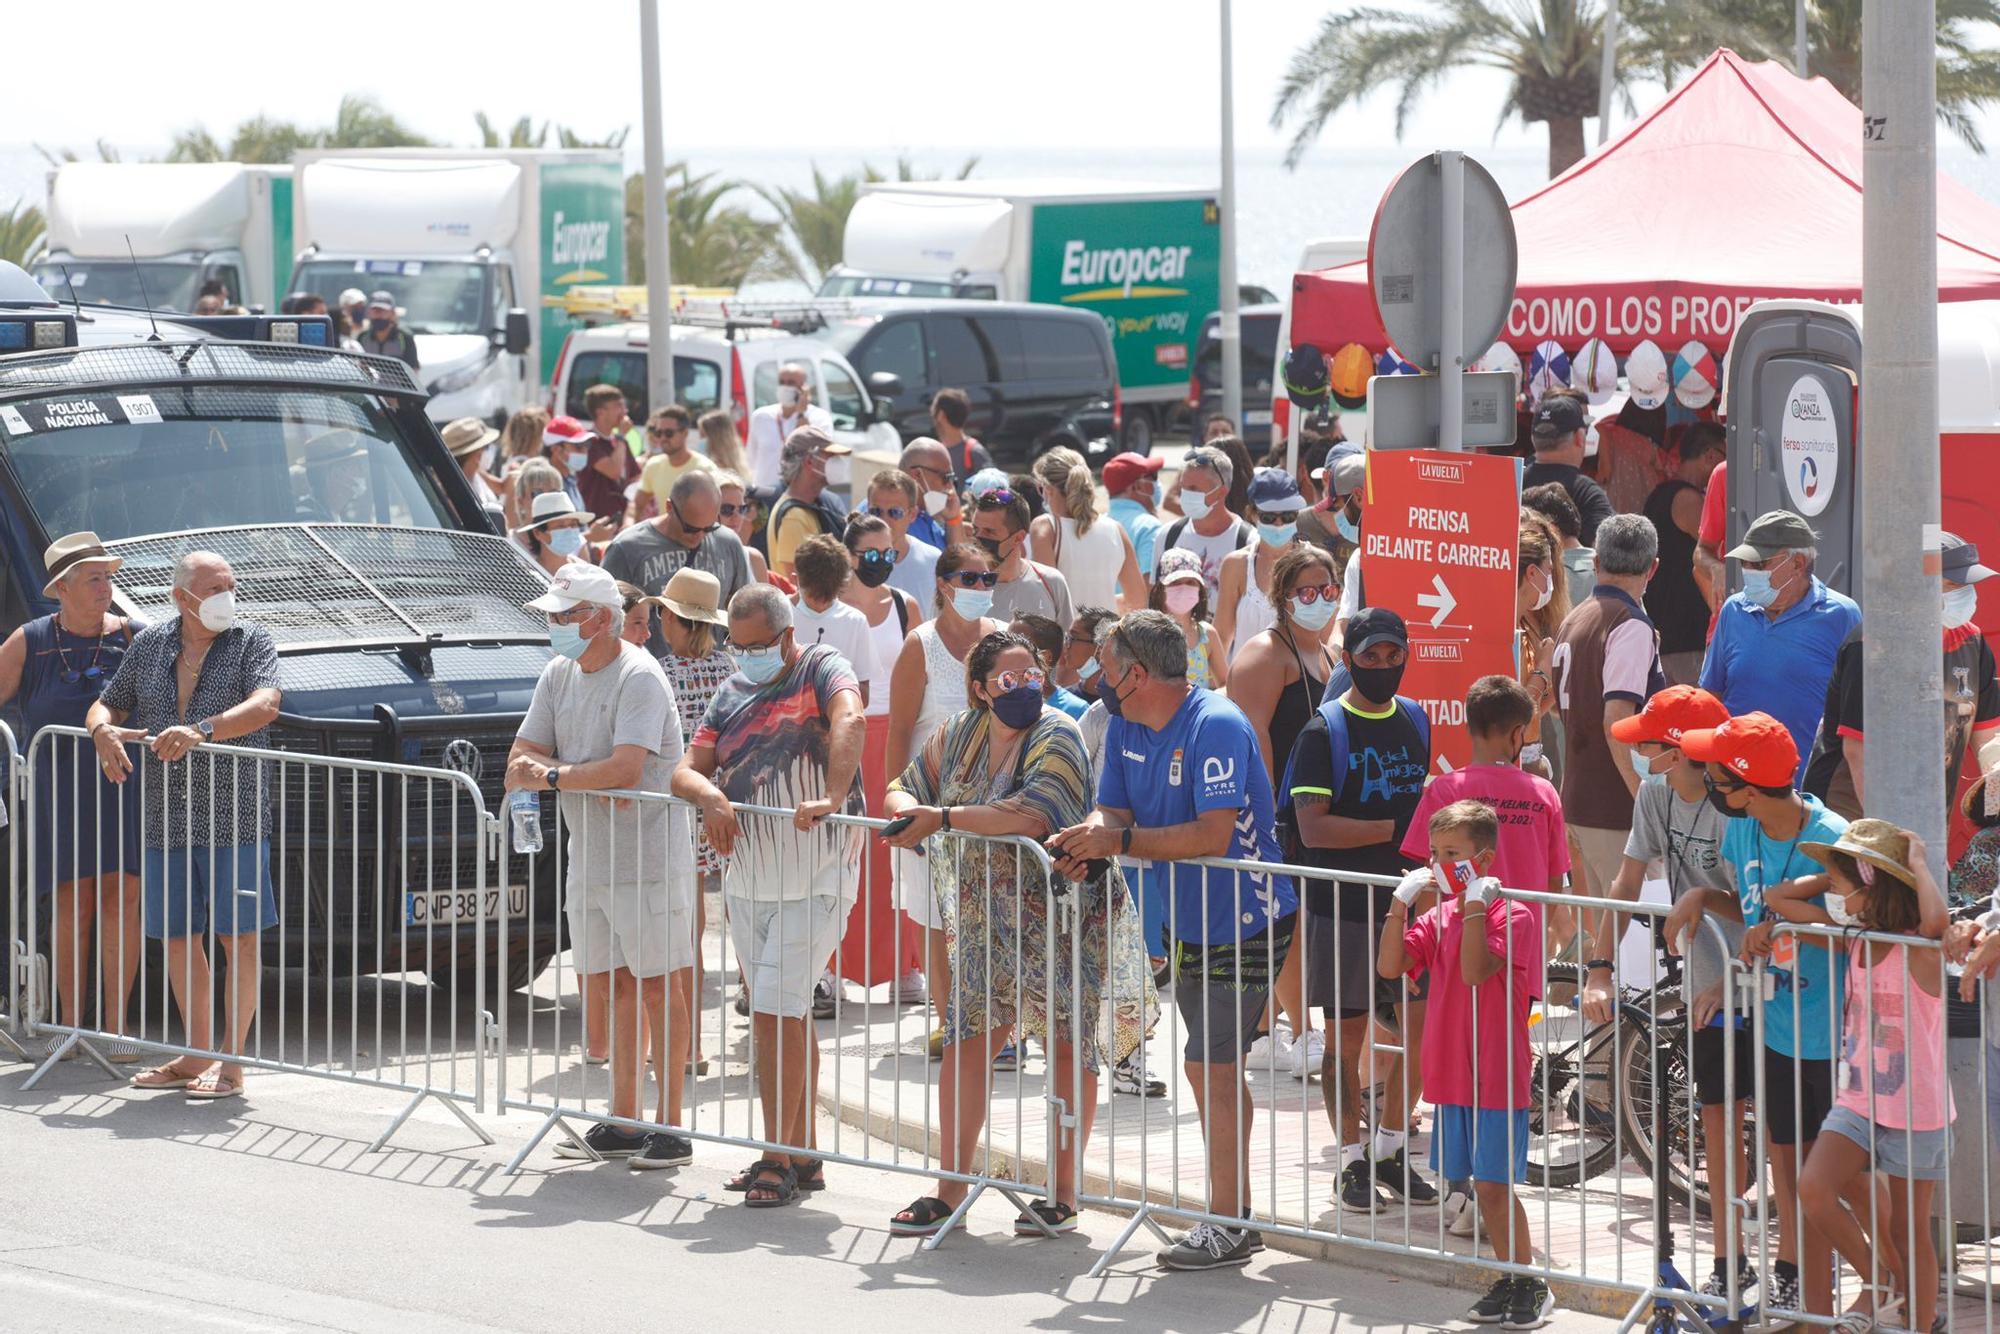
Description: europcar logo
xmin=551 ymin=211 xmax=613 ymax=285
xmin=1059 ymin=241 xmax=1195 ymax=301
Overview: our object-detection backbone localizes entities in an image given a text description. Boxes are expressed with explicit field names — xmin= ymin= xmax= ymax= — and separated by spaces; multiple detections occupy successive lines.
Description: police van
xmin=0 ymin=262 xmax=561 ymax=1002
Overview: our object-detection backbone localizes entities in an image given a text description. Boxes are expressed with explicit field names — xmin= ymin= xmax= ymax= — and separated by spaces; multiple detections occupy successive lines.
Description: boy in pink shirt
xmin=1379 ymin=799 xmax=1550 ymax=1329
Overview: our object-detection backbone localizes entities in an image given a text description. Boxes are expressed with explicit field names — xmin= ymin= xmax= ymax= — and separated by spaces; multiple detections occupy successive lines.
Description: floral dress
xmin=889 ymin=706 xmax=1152 ymax=1070
xmin=664 ymin=647 xmax=736 ymax=875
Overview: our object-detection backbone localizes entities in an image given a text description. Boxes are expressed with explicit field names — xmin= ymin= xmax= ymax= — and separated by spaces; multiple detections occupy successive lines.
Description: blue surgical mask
xmin=952 ymin=587 xmax=995 ymax=620
xmin=1290 ymin=595 xmax=1337 ymax=632
xmin=1334 ymin=507 xmax=1360 ymax=544
xmin=1739 ymin=566 xmax=1779 ymax=608
xmin=1640 ymin=750 xmax=1673 ymax=785
xmin=548 ymin=621 xmax=589 ymax=661
xmin=547 ymin=527 xmax=584 ymax=557
xmin=566 ymin=448 xmax=590 ymax=473
xmin=1077 ymin=656 xmax=1101 ymax=682
xmin=1257 ymin=521 xmax=1298 ymax=548
xmin=737 ymin=645 xmax=787 ymax=685
xmin=991 ymin=683 xmax=1044 ymax=730
xmin=1179 ymin=488 xmax=1212 ymax=522
xmin=1945 ymin=584 xmax=1980 ymax=630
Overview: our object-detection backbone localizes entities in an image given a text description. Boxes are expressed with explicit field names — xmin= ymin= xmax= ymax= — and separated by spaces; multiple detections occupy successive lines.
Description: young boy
xmin=1379 ymin=800 xmax=1550 ymax=1330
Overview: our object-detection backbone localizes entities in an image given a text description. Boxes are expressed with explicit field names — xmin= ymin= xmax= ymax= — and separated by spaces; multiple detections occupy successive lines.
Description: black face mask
xmin=854 ymin=561 xmax=894 ymax=588
xmin=975 ymin=535 xmax=1007 ymax=562
xmin=1702 ymin=777 xmax=1745 ymax=820
xmin=1350 ymin=661 xmax=1406 ymax=704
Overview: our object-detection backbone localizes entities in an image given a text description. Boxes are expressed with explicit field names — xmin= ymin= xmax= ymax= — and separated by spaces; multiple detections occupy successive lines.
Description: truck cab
xmin=0 ymin=262 xmax=560 ymax=995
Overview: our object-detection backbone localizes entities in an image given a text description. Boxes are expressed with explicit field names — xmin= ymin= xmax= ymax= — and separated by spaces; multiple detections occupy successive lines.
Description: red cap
xmin=544 ymin=415 xmax=590 ymax=445
xmin=1677 ymin=712 xmax=1798 ymax=788
xmin=1102 ymin=451 xmax=1165 ymax=495
xmin=1607 ymin=685 xmax=1728 ymax=746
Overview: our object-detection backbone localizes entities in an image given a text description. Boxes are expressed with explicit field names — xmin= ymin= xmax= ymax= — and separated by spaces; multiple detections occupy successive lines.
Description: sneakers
xmin=1504 ymin=1278 xmax=1554 ymax=1330
xmin=1290 ymin=1028 xmax=1326 ymax=1081
xmin=894 ymin=968 xmax=927 ymax=1005
xmin=1469 ymin=1276 xmax=1517 ymax=1323
xmin=812 ymin=974 xmax=837 ymax=1019
xmin=553 ymin=1122 xmax=649 ymax=1160
xmin=1443 ymin=1181 xmax=1478 ymax=1237
xmin=628 ymin=1132 xmax=694 ymax=1170
xmin=1370 ymin=1148 xmax=1439 ymax=1205
xmin=1338 ymin=1159 xmax=1392 ymax=1214
xmin=1765 ymin=1266 xmax=1802 ymax=1315
xmin=1111 ymin=1051 xmax=1167 ymax=1098
xmin=992 ymin=1041 xmax=1020 ymax=1072
xmin=1158 ymin=1221 xmax=1263 ymax=1270
xmin=1247 ymin=1027 xmax=1293 ymax=1071
xmin=1699 ymin=1261 xmax=1759 ymax=1309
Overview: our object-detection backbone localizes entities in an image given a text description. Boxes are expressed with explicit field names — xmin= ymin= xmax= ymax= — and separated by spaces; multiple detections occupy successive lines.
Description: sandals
xmin=130 ymin=1061 xmax=202 ymax=1090
xmin=742 ymin=1159 xmax=798 ymax=1209
xmin=890 ymin=1195 xmax=958 ymax=1237
xmin=1014 ymin=1201 xmax=1080 ymax=1236
xmin=725 ymin=1158 xmax=824 ymax=1193
xmin=186 ymin=1068 xmax=244 ymax=1100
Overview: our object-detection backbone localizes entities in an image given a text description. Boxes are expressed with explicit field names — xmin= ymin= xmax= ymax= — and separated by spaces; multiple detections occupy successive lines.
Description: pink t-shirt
xmin=1399 ymin=765 xmax=1571 ymax=902
xmin=1403 ymin=897 xmax=1537 ymax=1110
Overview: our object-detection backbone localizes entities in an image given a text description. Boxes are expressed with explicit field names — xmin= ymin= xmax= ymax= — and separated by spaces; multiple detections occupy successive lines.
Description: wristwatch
xmin=546 ymin=765 xmax=563 ymax=790
xmin=940 ymin=806 xmax=953 ymax=832
xmin=196 ymin=719 xmax=215 ymax=741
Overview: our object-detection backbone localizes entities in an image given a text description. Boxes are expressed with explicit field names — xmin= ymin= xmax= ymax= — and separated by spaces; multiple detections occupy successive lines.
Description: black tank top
xmin=1268 ymin=631 xmax=1332 ymax=776
xmin=1642 ymin=479 xmax=1707 ymax=655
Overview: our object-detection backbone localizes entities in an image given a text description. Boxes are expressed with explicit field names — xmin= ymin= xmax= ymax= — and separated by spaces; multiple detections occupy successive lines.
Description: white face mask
xmin=1528 ymin=567 xmax=1553 ymax=612
xmin=924 ymin=488 xmax=951 ymax=517
xmin=1179 ymin=488 xmax=1213 ymax=522
xmin=779 ymin=385 xmax=803 ymax=411
xmin=1825 ymin=892 xmax=1860 ymax=927
xmin=1944 ymin=584 xmax=1979 ymax=629
xmin=191 ymin=588 xmax=237 ymax=633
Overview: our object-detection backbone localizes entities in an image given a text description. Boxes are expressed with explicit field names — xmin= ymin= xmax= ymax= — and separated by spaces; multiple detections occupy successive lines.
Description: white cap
xmin=525 ymin=562 xmax=622 ymax=613
xmin=338 ymin=287 xmax=367 ymax=308
xmin=1625 ymin=340 xmax=1669 ymax=410
xmin=1570 ymin=337 xmax=1618 ymax=404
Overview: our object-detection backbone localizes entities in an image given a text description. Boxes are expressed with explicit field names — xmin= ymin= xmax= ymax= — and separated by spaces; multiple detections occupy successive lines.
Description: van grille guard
xmin=104 ymin=523 xmax=553 ymax=652
xmin=0 ymin=341 xmax=424 ymax=401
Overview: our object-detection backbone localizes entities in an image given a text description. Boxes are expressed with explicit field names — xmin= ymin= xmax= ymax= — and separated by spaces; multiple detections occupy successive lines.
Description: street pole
xmin=1597 ymin=0 xmax=1620 ymax=147
xmin=1795 ymin=0 xmax=1810 ymax=77
xmin=1438 ymin=150 xmax=1464 ymax=451
xmin=1860 ymin=0 xmax=1944 ymax=867
xmin=638 ymin=0 xmax=674 ymax=417
xmin=1218 ymin=0 xmax=1243 ymax=433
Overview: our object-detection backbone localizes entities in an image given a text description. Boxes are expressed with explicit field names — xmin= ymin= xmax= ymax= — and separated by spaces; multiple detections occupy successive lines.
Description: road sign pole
xmin=1285 ymin=400 xmax=1300 ymax=480
xmin=1438 ymin=150 xmax=1464 ymax=452
xmin=638 ymin=0 xmax=674 ymax=416
xmin=1218 ymin=0 xmax=1243 ymax=431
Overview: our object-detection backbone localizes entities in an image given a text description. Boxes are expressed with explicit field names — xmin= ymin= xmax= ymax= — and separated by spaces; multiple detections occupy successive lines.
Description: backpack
xmin=1160 ymin=515 xmax=1253 ymax=560
xmin=1274 ymin=692 xmax=1431 ymax=861
xmin=770 ymin=490 xmax=849 ymax=548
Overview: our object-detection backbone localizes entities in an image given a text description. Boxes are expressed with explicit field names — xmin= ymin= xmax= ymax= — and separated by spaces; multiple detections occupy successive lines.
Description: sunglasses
xmin=985 ymin=667 xmax=1046 ymax=694
xmin=1704 ymin=772 xmax=1749 ymax=796
xmin=668 ymin=503 xmax=719 ymax=536
xmin=948 ymin=570 xmax=1000 ymax=589
xmin=58 ymin=665 xmax=104 ymax=684
xmin=874 ymin=505 xmax=908 ymax=521
xmin=648 ymin=426 xmax=685 ymax=439
xmin=1255 ymin=509 xmax=1301 ymax=526
xmin=718 ymin=502 xmax=754 ymax=518
xmin=1289 ymin=584 xmax=1335 ymax=606
xmin=973 ymin=489 xmax=1017 ymax=509
xmin=855 ymin=548 xmax=898 ymax=567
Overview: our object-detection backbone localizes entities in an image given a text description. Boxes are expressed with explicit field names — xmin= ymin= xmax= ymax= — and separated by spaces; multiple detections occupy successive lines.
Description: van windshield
xmin=0 ymin=387 xmax=454 ymax=543
xmin=33 ymin=261 xmax=202 ymax=313
xmin=292 ymin=261 xmax=492 ymax=336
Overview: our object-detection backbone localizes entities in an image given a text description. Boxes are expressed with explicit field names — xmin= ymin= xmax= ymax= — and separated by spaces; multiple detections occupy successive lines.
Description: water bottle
xmin=510 ymin=789 xmax=543 ymax=854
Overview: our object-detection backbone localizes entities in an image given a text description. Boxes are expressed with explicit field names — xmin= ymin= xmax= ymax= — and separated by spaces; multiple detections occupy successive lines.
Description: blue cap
xmin=1245 ymin=466 xmax=1306 ymax=513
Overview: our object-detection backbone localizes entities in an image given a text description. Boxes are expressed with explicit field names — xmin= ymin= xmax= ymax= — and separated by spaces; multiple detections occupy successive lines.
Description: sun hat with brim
xmin=659 ymin=567 xmax=729 ymax=626
xmin=1942 ymin=531 xmax=1998 ymax=585
xmin=441 ymin=416 xmax=500 ymax=459
xmin=525 ymin=562 xmax=622 ymax=614
xmin=517 ymin=490 xmax=584 ymax=533
xmin=1725 ymin=509 xmax=1817 ymax=561
xmin=302 ymin=428 xmax=368 ymax=469
xmin=781 ymin=424 xmax=850 ymax=463
xmin=1965 ymin=767 xmax=2000 ymax=823
xmin=1157 ymin=548 xmax=1204 ymax=585
xmin=1800 ymin=818 xmax=1919 ymax=892
xmin=41 ymin=531 xmax=122 ymax=598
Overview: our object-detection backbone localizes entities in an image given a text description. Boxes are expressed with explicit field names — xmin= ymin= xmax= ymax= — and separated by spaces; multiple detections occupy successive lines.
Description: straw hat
xmin=1800 ymin=818 xmax=1918 ymax=891
xmin=42 ymin=531 xmax=122 ymax=598
xmin=658 ymin=568 xmax=728 ymax=627
xmin=441 ymin=416 xmax=500 ymax=459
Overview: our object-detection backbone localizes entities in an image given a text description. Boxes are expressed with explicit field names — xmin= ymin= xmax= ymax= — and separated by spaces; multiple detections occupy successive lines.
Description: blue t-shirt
xmin=1098 ymin=687 xmax=1297 ymax=945
xmin=1699 ymin=578 xmax=1861 ymax=783
xmin=908 ymin=510 xmax=949 ymax=551
xmin=1049 ymin=685 xmax=1091 ymax=721
xmin=1109 ymin=497 xmax=1165 ymax=579
xmin=1719 ymin=792 xmax=1849 ymax=1060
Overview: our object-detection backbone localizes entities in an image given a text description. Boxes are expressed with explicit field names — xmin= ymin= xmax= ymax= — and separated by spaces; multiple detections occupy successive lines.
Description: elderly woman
xmin=516 ymin=490 xmax=596 ymax=577
xmin=0 ymin=533 xmax=143 ymax=1056
xmin=883 ymin=630 xmax=1140 ymax=1239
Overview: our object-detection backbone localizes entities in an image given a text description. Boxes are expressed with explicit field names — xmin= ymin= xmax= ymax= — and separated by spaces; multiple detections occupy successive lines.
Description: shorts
xmin=1171 ymin=915 xmax=1295 ymax=1064
xmin=727 ymin=893 xmax=846 ymax=1020
xmin=1819 ymin=1105 xmax=1953 ymax=1181
xmin=1568 ymin=825 xmax=1628 ymax=901
xmin=1301 ymin=909 xmax=1428 ymax=1021
xmin=566 ymin=877 xmax=692 ymax=979
xmin=1430 ymin=1104 xmax=1532 ymax=1185
xmin=1761 ymin=1048 xmax=1835 ymax=1146
xmin=894 ymin=847 xmax=943 ymax=933
xmin=143 ymin=842 xmax=278 ymax=941
xmin=1693 ymin=1022 xmax=1755 ymax=1107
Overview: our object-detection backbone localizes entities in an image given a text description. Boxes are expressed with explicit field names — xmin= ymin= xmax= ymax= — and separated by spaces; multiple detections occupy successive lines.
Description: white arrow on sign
xmin=1415 ymin=573 xmax=1457 ymax=627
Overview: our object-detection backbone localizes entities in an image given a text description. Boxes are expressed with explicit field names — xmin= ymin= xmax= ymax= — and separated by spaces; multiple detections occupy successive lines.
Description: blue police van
xmin=0 ymin=262 xmax=561 ymax=1001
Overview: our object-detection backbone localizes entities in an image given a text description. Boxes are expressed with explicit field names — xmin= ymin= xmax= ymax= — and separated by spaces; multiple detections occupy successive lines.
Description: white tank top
xmin=911 ymin=620 xmax=969 ymax=754
xmin=860 ymin=592 xmax=912 ymax=718
xmin=1232 ymin=579 xmax=1277 ymax=663
xmin=1049 ymin=515 xmax=1123 ymax=614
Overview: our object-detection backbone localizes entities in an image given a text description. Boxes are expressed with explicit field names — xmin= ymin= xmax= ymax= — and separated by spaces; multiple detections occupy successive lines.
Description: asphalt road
xmin=0 ymin=1058 xmax=1624 ymax=1334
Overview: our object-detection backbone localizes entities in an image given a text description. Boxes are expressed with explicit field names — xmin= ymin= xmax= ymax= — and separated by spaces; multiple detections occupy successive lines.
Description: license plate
xmin=1246 ymin=410 xmax=1272 ymax=426
xmin=405 ymin=885 xmax=527 ymax=927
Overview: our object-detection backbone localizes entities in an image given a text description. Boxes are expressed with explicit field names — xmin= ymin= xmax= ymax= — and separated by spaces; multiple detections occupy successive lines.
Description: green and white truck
xmin=34 ymin=162 xmax=294 ymax=313
xmin=819 ymin=179 xmax=1221 ymax=452
xmin=290 ymin=148 xmax=625 ymax=425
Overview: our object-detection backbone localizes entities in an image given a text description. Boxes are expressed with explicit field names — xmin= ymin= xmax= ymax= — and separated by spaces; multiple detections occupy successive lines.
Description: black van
xmin=817 ymin=300 xmax=1116 ymax=467
xmin=1190 ymin=302 xmax=1282 ymax=451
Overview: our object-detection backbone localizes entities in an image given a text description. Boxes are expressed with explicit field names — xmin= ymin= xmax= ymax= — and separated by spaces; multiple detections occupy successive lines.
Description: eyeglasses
xmin=726 ymin=636 xmax=782 ymax=655
xmin=648 ymin=426 xmax=685 ymax=440
xmin=718 ymin=502 xmax=754 ymax=519
xmin=985 ymin=667 xmax=1046 ymax=694
xmin=1289 ymin=584 xmax=1335 ymax=606
xmin=1066 ymin=634 xmax=1097 ymax=651
xmin=855 ymin=548 xmax=898 ymax=567
xmin=947 ymin=570 xmax=1000 ymax=589
xmin=1255 ymin=509 xmax=1301 ymax=525
xmin=874 ymin=506 xmax=907 ymax=521
xmin=549 ymin=607 xmax=596 ymax=626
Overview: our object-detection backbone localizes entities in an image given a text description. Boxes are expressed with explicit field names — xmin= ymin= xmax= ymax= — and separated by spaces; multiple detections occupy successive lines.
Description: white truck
xmin=33 ymin=162 xmax=295 ymax=313
xmin=819 ymin=179 xmax=1221 ymax=453
xmin=289 ymin=148 xmax=625 ymax=426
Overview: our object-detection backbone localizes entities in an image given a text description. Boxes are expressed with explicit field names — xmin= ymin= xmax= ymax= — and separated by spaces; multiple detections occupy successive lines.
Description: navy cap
xmin=1343 ymin=606 xmax=1408 ymax=658
xmin=1943 ymin=531 xmax=1997 ymax=585
xmin=1531 ymin=393 xmax=1587 ymax=437
xmin=1246 ymin=466 xmax=1306 ymax=513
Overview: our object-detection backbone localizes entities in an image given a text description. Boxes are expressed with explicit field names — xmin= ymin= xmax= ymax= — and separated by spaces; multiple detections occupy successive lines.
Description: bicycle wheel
xmin=1616 ymin=1002 xmax=1757 ymax=1218
xmin=1524 ymin=964 xmax=1623 ymax=1189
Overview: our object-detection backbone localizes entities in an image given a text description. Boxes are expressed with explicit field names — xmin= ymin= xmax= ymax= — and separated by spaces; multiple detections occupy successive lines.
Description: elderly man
xmin=767 ymin=425 xmax=852 ymax=580
xmin=87 ymin=551 xmax=282 ymax=1101
xmin=895 ymin=438 xmax=965 ymax=551
xmin=1103 ymin=451 xmax=1167 ymax=580
xmin=1552 ymin=513 xmax=1667 ymax=927
xmin=358 ymin=290 xmax=419 ymax=369
xmin=601 ymin=469 xmax=752 ymax=656
xmin=674 ymin=584 xmax=867 ymax=1207
xmin=746 ymin=362 xmax=835 ymax=491
xmin=509 ymin=562 xmax=694 ymax=1168
xmin=863 ymin=468 xmax=941 ymax=605
xmin=1522 ymin=390 xmax=1613 ymax=545
xmin=971 ymin=486 xmax=1073 ymax=630
xmin=1699 ymin=509 xmax=1861 ymax=780
xmin=1050 ymin=610 xmax=1297 ymax=1270
xmin=1159 ymin=445 xmax=1250 ymax=586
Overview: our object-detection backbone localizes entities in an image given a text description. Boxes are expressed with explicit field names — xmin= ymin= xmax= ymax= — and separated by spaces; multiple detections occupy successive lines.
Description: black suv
xmin=1190 ymin=302 xmax=1282 ymax=451
xmin=817 ymin=299 xmax=1116 ymax=467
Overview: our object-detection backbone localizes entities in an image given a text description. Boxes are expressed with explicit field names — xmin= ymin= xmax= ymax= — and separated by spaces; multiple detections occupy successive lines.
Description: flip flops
xmin=130 ymin=1062 xmax=201 ymax=1090
xmin=185 ymin=1068 xmax=244 ymax=1100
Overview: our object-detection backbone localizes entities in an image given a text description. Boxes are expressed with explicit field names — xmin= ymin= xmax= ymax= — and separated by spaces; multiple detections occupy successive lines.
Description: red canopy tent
xmin=1289 ymin=48 xmax=2000 ymax=363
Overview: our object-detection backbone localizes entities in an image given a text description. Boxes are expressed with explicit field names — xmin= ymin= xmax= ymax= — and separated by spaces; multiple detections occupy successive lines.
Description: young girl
xmin=1152 ymin=547 xmax=1225 ymax=689
xmin=1775 ymin=820 xmax=1951 ymax=1334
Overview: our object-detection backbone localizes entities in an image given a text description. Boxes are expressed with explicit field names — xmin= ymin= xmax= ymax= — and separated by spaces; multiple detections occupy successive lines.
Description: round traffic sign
xmin=1367 ymin=153 xmax=1518 ymax=371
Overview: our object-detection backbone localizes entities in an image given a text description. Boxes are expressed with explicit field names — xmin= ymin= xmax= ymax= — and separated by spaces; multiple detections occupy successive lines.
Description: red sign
xmin=1358 ymin=449 xmax=1522 ymax=775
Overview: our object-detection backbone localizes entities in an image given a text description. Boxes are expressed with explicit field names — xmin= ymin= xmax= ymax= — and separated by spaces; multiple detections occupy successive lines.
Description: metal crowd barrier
xmin=0 ymin=719 xmax=26 ymax=1061
xmin=12 ymin=724 xmax=498 ymax=1151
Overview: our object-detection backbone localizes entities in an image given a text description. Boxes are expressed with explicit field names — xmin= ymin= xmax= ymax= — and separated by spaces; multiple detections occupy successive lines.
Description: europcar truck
xmin=290 ymin=149 xmax=625 ymax=426
xmin=818 ymin=179 xmax=1221 ymax=454
xmin=33 ymin=162 xmax=294 ymax=313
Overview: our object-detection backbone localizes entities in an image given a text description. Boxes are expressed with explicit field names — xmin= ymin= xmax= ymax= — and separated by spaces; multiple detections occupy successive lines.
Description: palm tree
xmin=34 ymin=139 xmax=124 ymax=167
xmin=755 ymin=155 xmax=980 ymax=290
xmin=164 ymin=96 xmax=435 ymax=166
xmin=558 ymin=126 xmax=630 ymax=150
xmin=0 ymin=201 xmax=46 ymax=266
xmin=475 ymin=112 xmax=548 ymax=149
xmin=623 ymin=165 xmax=784 ymax=288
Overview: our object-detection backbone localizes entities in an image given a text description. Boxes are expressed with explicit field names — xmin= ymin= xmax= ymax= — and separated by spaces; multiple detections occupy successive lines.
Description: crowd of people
xmin=21 ymin=363 xmax=2000 ymax=1325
